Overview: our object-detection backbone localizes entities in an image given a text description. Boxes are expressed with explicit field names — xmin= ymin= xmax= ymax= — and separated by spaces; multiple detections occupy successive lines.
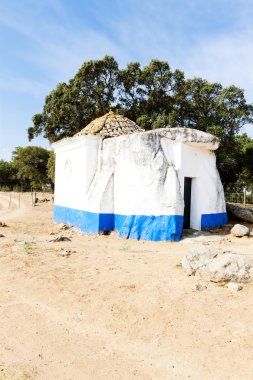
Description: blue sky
xmin=1 ymin=0 xmax=253 ymax=161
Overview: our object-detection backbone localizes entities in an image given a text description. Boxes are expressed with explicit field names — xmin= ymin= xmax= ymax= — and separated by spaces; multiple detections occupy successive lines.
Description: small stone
xmin=231 ymin=224 xmax=250 ymax=237
xmin=59 ymin=251 xmax=71 ymax=257
xmin=192 ymin=283 xmax=207 ymax=291
xmin=58 ymin=223 xmax=70 ymax=230
xmin=0 ymin=234 xmax=5 ymax=238
xmin=226 ymin=282 xmax=243 ymax=291
xmin=58 ymin=248 xmax=76 ymax=257
xmin=50 ymin=236 xmax=71 ymax=242
xmin=0 ymin=221 xmax=8 ymax=227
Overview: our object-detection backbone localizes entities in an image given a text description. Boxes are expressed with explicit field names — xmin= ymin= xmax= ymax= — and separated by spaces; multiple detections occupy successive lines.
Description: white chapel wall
xmin=102 ymin=133 xmax=184 ymax=217
xmin=53 ymin=127 xmax=226 ymax=234
xmin=179 ymin=143 xmax=226 ymax=229
xmin=54 ymin=136 xmax=100 ymax=211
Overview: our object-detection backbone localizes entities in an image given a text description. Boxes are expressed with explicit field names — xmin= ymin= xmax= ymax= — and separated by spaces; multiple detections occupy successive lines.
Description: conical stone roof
xmin=75 ymin=110 xmax=144 ymax=138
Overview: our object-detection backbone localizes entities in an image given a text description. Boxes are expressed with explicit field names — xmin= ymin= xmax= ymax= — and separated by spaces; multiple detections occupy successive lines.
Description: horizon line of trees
xmin=0 ymin=56 xmax=252 ymax=191
xmin=0 ymin=146 xmax=55 ymax=191
xmin=27 ymin=55 xmax=253 ymax=190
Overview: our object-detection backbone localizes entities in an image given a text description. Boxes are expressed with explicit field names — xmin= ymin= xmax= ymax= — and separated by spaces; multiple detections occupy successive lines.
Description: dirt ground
xmin=0 ymin=192 xmax=253 ymax=380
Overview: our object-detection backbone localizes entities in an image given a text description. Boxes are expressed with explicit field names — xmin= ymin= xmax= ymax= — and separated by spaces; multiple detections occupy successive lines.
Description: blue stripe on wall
xmin=54 ymin=206 xmax=228 ymax=240
xmin=54 ymin=205 xmax=96 ymax=232
xmin=116 ymin=214 xmax=183 ymax=241
xmin=99 ymin=213 xmax=115 ymax=231
xmin=201 ymin=212 xmax=227 ymax=229
xmin=54 ymin=205 xmax=183 ymax=241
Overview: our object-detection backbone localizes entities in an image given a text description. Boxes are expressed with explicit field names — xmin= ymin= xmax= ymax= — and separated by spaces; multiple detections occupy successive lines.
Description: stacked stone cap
xmin=75 ymin=110 xmax=144 ymax=138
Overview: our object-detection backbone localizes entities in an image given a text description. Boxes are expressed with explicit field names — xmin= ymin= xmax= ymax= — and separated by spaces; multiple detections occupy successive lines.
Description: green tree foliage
xmin=173 ymin=79 xmax=253 ymax=187
xmin=28 ymin=56 xmax=118 ymax=142
xmin=136 ymin=60 xmax=185 ymax=130
xmin=243 ymin=138 xmax=253 ymax=189
xmin=12 ymin=146 xmax=51 ymax=190
xmin=227 ymin=134 xmax=253 ymax=191
xmin=47 ymin=151 xmax=55 ymax=185
xmin=28 ymin=56 xmax=253 ymax=189
xmin=0 ymin=160 xmax=17 ymax=189
xmin=117 ymin=61 xmax=144 ymax=120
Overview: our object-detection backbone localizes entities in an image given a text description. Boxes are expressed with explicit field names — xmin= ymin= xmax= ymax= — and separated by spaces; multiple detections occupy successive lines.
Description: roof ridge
xmin=75 ymin=110 xmax=143 ymax=139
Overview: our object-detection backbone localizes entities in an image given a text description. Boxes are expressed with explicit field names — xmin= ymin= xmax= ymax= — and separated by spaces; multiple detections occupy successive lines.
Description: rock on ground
xmin=49 ymin=236 xmax=72 ymax=242
xmin=182 ymin=247 xmax=253 ymax=283
xmin=231 ymin=224 xmax=250 ymax=237
xmin=227 ymin=202 xmax=253 ymax=223
xmin=226 ymin=282 xmax=243 ymax=291
xmin=191 ymin=283 xmax=207 ymax=291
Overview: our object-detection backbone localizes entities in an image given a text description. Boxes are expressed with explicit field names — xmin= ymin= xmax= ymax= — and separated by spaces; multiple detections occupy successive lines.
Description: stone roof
xmin=74 ymin=110 xmax=144 ymax=138
xmin=144 ymin=127 xmax=220 ymax=150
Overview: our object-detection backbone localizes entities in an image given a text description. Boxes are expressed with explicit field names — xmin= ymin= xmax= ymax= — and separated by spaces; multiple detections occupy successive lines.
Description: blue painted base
xmin=116 ymin=214 xmax=183 ymax=241
xmin=54 ymin=206 xmax=228 ymax=240
xmin=201 ymin=212 xmax=228 ymax=229
xmin=54 ymin=205 xmax=114 ymax=234
xmin=54 ymin=205 xmax=183 ymax=241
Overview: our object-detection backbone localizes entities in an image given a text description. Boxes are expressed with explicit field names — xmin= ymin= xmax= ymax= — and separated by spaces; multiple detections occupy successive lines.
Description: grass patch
xmin=23 ymin=241 xmax=34 ymax=255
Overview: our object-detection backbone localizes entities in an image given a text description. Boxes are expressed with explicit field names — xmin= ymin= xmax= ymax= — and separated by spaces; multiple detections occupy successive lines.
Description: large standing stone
xmin=231 ymin=224 xmax=250 ymax=237
xmin=226 ymin=203 xmax=253 ymax=223
xmin=182 ymin=247 xmax=253 ymax=283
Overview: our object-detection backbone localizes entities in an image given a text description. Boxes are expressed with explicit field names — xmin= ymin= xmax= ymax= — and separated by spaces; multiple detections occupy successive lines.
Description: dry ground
xmin=0 ymin=192 xmax=253 ymax=380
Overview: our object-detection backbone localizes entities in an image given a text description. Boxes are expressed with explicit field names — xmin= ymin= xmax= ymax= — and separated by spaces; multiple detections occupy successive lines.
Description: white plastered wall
xmin=179 ymin=143 xmax=226 ymax=230
xmin=102 ymin=133 xmax=184 ymax=217
xmin=54 ymin=135 xmax=100 ymax=211
xmin=53 ymin=129 xmax=225 ymax=231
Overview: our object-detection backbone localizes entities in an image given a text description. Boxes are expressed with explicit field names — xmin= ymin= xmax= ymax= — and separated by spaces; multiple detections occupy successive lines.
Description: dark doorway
xmin=183 ymin=177 xmax=192 ymax=229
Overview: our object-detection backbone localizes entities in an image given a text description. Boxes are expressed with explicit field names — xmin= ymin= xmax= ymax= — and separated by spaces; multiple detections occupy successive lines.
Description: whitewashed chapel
xmin=52 ymin=111 xmax=227 ymax=241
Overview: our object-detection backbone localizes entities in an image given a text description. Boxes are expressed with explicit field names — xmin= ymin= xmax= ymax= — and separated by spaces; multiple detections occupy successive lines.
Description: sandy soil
xmin=0 ymin=191 xmax=253 ymax=380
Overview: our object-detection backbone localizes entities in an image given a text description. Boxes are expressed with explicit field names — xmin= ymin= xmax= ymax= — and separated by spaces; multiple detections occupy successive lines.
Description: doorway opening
xmin=183 ymin=177 xmax=192 ymax=229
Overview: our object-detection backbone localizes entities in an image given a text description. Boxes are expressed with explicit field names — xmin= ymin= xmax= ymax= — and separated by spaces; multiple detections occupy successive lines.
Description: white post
xmin=8 ymin=192 xmax=11 ymax=209
xmin=243 ymin=187 xmax=246 ymax=208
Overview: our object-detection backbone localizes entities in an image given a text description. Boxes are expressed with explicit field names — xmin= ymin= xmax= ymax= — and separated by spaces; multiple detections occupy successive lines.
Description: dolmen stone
xmin=226 ymin=203 xmax=253 ymax=224
xmin=231 ymin=224 xmax=250 ymax=237
xmin=182 ymin=247 xmax=253 ymax=283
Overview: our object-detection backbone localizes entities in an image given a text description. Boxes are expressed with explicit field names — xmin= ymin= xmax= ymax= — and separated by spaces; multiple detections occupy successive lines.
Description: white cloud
xmin=181 ymin=30 xmax=253 ymax=102
xmin=0 ymin=75 xmax=51 ymax=97
xmin=0 ymin=1 xmax=130 ymax=83
xmin=0 ymin=0 xmax=252 ymax=143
